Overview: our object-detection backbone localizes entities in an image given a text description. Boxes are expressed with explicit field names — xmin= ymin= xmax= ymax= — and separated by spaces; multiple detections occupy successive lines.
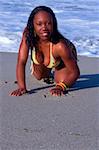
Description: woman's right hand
xmin=10 ymin=88 xmax=27 ymax=96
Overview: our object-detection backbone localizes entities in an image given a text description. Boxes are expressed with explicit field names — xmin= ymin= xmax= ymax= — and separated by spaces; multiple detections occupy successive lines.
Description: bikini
xmin=30 ymin=41 xmax=77 ymax=74
xmin=30 ymin=43 xmax=60 ymax=74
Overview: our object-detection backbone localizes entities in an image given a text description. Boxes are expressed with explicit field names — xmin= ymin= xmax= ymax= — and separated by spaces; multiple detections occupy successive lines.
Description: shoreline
xmin=0 ymin=52 xmax=99 ymax=149
xmin=0 ymin=51 xmax=99 ymax=59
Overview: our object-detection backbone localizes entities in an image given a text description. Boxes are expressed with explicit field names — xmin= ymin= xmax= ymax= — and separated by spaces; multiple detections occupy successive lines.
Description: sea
xmin=0 ymin=0 xmax=99 ymax=57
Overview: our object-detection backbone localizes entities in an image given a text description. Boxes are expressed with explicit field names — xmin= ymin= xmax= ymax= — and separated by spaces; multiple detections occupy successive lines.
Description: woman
xmin=10 ymin=6 xmax=80 ymax=96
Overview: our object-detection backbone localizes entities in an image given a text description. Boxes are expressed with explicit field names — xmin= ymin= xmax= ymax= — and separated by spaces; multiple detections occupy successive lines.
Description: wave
xmin=0 ymin=0 xmax=99 ymax=57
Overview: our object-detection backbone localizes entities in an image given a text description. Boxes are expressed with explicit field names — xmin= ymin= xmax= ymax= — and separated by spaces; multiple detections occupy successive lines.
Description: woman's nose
xmin=42 ymin=23 xmax=47 ymax=29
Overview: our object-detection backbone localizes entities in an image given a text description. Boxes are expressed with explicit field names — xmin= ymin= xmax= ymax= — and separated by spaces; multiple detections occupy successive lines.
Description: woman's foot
xmin=43 ymin=71 xmax=54 ymax=84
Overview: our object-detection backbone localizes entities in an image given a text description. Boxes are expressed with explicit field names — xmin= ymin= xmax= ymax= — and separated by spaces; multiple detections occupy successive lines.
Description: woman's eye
xmin=36 ymin=23 xmax=42 ymax=26
xmin=36 ymin=21 xmax=51 ymax=27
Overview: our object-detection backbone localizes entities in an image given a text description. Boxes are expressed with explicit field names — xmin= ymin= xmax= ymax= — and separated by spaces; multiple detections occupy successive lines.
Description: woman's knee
xmin=32 ymin=64 xmax=51 ymax=80
xmin=33 ymin=71 xmax=43 ymax=80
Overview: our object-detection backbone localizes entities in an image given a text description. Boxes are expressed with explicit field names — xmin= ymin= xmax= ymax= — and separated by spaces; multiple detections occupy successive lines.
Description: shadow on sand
xmin=28 ymin=84 xmax=55 ymax=94
xmin=28 ymin=74 xmax=99 ymax=94
xmin=71 ymin=74 xmax=99 ymax=91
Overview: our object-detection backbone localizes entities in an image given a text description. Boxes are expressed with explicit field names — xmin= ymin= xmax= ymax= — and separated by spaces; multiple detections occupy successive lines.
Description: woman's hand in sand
xmin=10 ymin=88 xmax=27 ymax=96
xmin=50 ymin=87 xmax=64 ymax=96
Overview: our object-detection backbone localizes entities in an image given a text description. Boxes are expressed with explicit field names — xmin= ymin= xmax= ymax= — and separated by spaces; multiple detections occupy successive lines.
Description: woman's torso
xmin=31 ymin=40 xmax=77 ymax=69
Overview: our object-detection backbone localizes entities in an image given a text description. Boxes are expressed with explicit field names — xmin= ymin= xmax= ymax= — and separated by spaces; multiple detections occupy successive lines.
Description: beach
xmin=0 ymin=52 xmax=99 ymax=150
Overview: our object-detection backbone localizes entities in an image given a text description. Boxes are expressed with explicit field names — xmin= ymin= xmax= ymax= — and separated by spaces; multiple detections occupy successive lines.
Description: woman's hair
xmin=25 ymin=5 xmax=65 ymax=49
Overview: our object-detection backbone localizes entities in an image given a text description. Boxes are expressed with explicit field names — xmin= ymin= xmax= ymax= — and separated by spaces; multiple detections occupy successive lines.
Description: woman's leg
xmin=32 ymin=63 xmax=51 ymax=80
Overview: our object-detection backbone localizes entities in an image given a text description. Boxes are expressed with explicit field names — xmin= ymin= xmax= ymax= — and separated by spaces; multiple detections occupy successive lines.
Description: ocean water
xmin=0 ymin=0 xmax=99 ymax=57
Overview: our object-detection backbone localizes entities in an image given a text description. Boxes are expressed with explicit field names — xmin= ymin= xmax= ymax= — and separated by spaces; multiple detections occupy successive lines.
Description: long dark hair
xmin=25 ymin=6 xmax=77 ymax=60
xmin=25 ymin=6 xmax=65 ymax=49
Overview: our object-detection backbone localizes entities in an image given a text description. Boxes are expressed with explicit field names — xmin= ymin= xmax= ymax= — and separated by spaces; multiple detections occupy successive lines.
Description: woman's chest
xmin=36 ymin=43 xmax=58 ymax=67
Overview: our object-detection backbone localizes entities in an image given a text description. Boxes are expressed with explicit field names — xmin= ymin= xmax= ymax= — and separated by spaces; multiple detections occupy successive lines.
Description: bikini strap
xmin=47 ymin=42 xmax=56 ymax=68
xmin=49 ymin=42 xmax=54 ymax=60
xmin=31 ymin=47 xmax=39 ymax=65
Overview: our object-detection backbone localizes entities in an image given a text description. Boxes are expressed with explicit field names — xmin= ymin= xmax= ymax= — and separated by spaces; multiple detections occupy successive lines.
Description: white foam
xmin=0 ymin=0 xmax=99 ymax=57
xmin=0 ymin=36 xmax=14 ymax=45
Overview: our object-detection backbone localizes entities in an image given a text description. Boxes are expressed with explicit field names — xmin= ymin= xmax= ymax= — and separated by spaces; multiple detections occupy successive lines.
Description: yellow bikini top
xmin=31 ymin=43 xmax=60 ymax=68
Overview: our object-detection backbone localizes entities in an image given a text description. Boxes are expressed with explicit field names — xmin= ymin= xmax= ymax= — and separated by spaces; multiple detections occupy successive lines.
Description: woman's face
xmin=33 ymin=10 xmax=53 ymax=41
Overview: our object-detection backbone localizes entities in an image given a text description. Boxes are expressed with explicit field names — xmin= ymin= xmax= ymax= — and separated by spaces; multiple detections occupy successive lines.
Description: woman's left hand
xmin=50 ymin=87 xmax=64 ymax=96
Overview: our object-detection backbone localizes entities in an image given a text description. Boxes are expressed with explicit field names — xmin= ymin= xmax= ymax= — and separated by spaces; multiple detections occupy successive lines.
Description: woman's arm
xmin=10 ymin=29 xmax=29 ymax=96
xmin=50 ymin=41 xmax=80 ymax=96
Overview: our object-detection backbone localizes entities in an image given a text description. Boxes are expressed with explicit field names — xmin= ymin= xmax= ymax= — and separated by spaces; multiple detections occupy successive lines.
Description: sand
xmin=0 ymin=52 xmax=99 ymax=150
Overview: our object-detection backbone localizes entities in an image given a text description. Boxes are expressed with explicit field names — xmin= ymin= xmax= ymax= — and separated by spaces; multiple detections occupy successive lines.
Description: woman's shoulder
xmin=53 ymin=39 xmax=69 ymax=51
xmin=52 ymin=40 xmax=68 ymax=58
xmin=57 ymin=38 xmax=77 ymax=53
xmin=58 ymin=38 xmax=75 ymax=48
xmin=18 ymin=27 xmax=29 ymax=49
xmin=53 ymin=39 xmax=77 ymax=60
xmin=23 ymin=26 xmax=29 ymax=37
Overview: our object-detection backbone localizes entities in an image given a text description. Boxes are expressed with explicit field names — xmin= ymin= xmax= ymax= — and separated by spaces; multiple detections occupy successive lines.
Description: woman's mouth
xmin=39 ymin=31 xmax=51 ymax=40
xmin=42 ymin=32 xmax=48 ymax=36
xmin=41 ymin=31 xmax=50 ymax=37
